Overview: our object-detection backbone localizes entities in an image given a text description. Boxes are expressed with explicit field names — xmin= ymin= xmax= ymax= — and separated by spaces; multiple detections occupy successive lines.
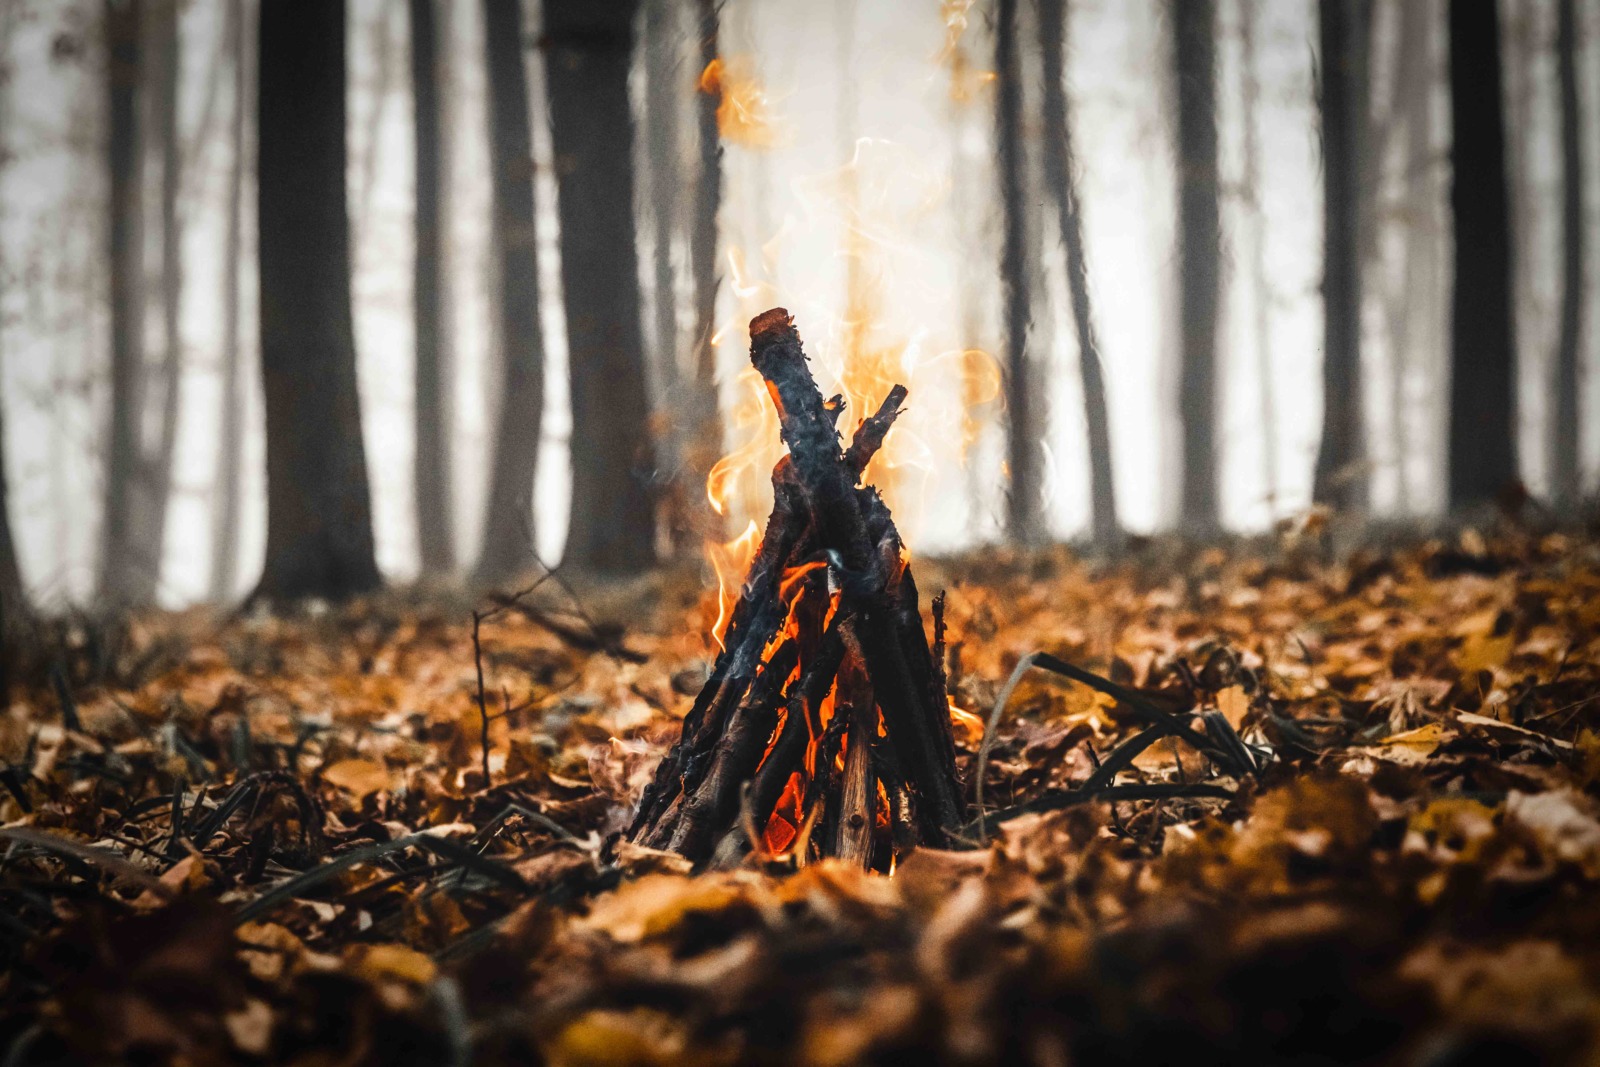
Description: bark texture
xmin=476 ymin=0 xmax=546 ymax=585
xmin=255 ymin=0 xmax=381 ymax=601
xmin=1446 ymin=0 xmax=1518 ymax=511
xmin=995 ymin=0 xmax=1044 ymax=544
xmin=1173 ymin=0 xmax=1221 ymax=529
xmin=1039 ymin=0 xmax=1118 ymax=547
xmin=411 ymin=0 xmax=454 ymax=574
xmin=544 ymin=0 xmax=656 ymax=572
xmin=210 ymin=0 xmax=247 ymax=602
xmin=1313 ymin=0 xmax=1367 ymax=512
xmin=1551 ymin=0 xmax=1585 ymax=507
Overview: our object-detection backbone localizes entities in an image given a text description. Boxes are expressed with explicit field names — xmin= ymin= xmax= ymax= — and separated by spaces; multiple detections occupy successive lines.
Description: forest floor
xmin=3 ymin=526 xmax=1600 ymax=1064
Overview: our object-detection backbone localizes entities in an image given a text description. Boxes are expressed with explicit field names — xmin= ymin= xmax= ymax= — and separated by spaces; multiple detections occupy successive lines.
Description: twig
xmin=974 ymin=651 xmax=1248 ymax=839
xmin=472 ymin=610 xmax=491 ymax=788
xmin=954 ymin=782 xmax=1235 ymax=842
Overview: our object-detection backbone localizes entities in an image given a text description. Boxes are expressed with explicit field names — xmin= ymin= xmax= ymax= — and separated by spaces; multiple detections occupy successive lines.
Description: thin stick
xmin=472 ymin=609 xmax=491 ymax=787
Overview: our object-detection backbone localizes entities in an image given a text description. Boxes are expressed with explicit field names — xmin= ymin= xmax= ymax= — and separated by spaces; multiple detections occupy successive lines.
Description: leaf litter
xmin=2 ymin=530 xmax=1600 ymax=1063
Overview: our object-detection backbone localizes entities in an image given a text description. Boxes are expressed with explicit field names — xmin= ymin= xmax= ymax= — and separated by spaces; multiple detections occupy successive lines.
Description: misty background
xmin=0 ymin=0 xmax=1596 ymax=610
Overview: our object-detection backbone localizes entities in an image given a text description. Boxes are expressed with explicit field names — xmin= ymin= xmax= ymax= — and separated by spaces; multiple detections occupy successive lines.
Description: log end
xmin=749 ymin=307 xmax=794 ymax=341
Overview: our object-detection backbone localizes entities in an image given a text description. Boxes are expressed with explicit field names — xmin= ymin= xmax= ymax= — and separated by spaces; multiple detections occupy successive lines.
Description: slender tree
xmin=1238 ymin=0 xmax=1279 ymax=515
xmin=1173 ymin=0 xmax=1221 ymax=529
xmin=995 ymin=0 xmax=1044 ymax=544
xmin=475 ymin=0 xmax=546 ymax=585
xmin=1446 ymin=0 xmax=1517 ymax=510
xmin=210 ymin=0 xmax=247 ymax=602
xmin=1313 ymin=0 xmax=1366 ymax=511
xmin=99 ymin=0 xmax=143 ymax=603
xmin=644 ymin=0 xmax=690 ymax=551
xmin=411 ymin=0 xmax=454 ymax=574
xmin=544 ymin=0 xmax=656 ymax=571
xmin=1038 ymin=0 xmax=1117 ymax=546
xmin=131 ymin=0 xmax=183 ymax=605
xmin=0 ymin=2 xmax=30 ymax=645
xmin=686 ymin=0 xmax=723 ymax=534
xmin=1551 ymin=0 xmax=1585 ymax=507
xmin=255 ymin=0 xmax=381 ymax=600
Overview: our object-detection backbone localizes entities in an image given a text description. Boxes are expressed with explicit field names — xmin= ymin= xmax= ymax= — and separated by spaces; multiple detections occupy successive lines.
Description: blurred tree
xmin=643 ymin=0 xmax=693 ymax=554
xmin=995 ymin=0 xmax=1043 ymax=544
xmin=210 ymin=0 xmax=247 ymax=602
xmin=544 ymin=0 xmax=656 ymax=572
xmin=1038 ymin=0 xmax=1118 ymax=548
xmin=255 ymin=0 xmax=380 ymax=600
xmin=411 ymin=0 xmax=454 ymax=574
xmin=686 ymin=0 xmax=723 ymax=542
xmin=1313 ymin=0 xmax=1367 ymax=512
xmin=1551 ymin=0 xmax=1584 ymax=508
xmin=0 ymin=2 xmax=29 ymax=643
xmin=1173 ymin=0 xmax=1221 ymax=529
xmin=99 ymin=0 xmax=144 ymax=603
xmin=1446 ymin=0 xmax=1517 ymax=511
xmin=139 ymin=0 xmax=182 ymax=604
xmin=1238 ymin=0 xmax=1279 ymax=516
xmin=476 ymin=0 xmax=545 ymax=586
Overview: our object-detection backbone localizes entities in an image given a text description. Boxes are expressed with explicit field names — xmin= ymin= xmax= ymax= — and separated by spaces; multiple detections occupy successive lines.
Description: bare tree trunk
xmin=644 ymin=0 xmax=690 ymax=553
xmin=99 ymin=0 xmax=143 ymax=604
xmin=130 ymin=0 xmax=182 ymax=605
xmin=411 ymin=0 xmax=454 ymax=574
xmin=1038 ymin=0 xmax=1117 ymax=547
xmin=1381 ymin=0 xmax=1435 ymax=512
xmin=210 ymin=0 xmax=247 ymax=603
xmin=1173 ymin=0 xmax=1221 ymax=529
xmin=1446 ymin=0 xmax=1518 ymax=511
xmin=1314 ymin=0 xmax=1367 ymax=511
xmin=686 ymin=0 xmax=723 ymax=536
xmin=475 ymin=0 xmax=546 ymax=585
xmin=0 ymin=1 xmax=29 ymax=644
xmin=255 ymin=0 xmax=381 ymax=601
xmin=545 ymin=0 xmax=656 ymax=572
xmin=1238 ymin=0 xmax=1279 ymax=517
xmin=995 ymin=0 xmax=1044 ymax=544
xmin=1551 ymin=0 xmax=1585 ymax=508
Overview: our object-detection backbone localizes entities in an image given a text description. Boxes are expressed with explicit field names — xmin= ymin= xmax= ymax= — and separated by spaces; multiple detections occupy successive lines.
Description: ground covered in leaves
xmin=4 ymin=529 xmax=1600 ymax=1064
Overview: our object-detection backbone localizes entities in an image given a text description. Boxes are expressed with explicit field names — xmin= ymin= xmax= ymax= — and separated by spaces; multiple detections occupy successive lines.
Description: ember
xmin=629 ymin=309 xmax=964 ymax=868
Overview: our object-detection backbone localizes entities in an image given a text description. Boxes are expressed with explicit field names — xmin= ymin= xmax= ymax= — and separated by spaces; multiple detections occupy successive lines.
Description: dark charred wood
xmin=846 ymin=384 xmax=908 ymax=477
xmin=665 ymin=639 xmax=800 ymax=862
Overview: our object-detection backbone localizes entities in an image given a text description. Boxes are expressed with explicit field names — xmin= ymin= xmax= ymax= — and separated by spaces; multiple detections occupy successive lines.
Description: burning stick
xmin=629 ymin=309 xmax=966 ymax=868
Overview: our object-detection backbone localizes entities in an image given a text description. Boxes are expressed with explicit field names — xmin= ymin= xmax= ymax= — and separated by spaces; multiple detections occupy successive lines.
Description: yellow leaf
xmin=322 ymin=757 xmax=391 ymax=797
xmin=1216 ymin=685 xmax=1250 ymax=730
xmin=349 ymin=942 xmax=436 ymax=986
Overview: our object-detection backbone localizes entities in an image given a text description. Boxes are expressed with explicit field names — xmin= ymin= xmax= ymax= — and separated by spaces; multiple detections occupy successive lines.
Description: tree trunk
xmin=1551 ymin=0 xmax=1584 ymax=508
xmin=0 ymin=1 xmax=29 ymax=644
xmin=1313 ymin=0 xmax=1366 ymax=512
xmin=1446 ymin=0 xmax=1518 ymax=511
xmin=1238 ymin=0 xmax=1279 ymax=517
xmin=1173 ymin=0 xmax=1221 ymax=529
xmin=644 ymin=0 xmax=690 ymax=553
xmin=995 ymin=0 xmax=1044 ymax=544
xmin=132 ymin=0 xmax=183 ymax=605
xmin=99 ymin=0 xmax=143 ymax=604
xmin=411 ymin=0 xmax=454 ymax=574
xmin=210 ymin=0 xmax=247 ymax=603
xmin=475 ymin=0 xmax=546 ymax=586
xmin=1382 ymin=0 xmax=1435 ymax=512
xmin=255 ymin=0 xmax=381 ymax=601
xmin=544 ymin=0 xmax=656 ymax=572
xmin=1038 ymin=0 xmax=1118 ymax=548
xmin=686 ymin=0 xmax=723 ymax=537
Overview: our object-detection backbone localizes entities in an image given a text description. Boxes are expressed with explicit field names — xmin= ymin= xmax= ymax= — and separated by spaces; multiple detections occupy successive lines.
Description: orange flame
xmin=700 ymin=56 xmax=779 ymax=147
xmin=707 ymin=519 xmax=761 ymax=651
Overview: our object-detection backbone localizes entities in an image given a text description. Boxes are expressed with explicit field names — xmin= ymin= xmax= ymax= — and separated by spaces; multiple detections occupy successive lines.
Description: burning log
xmin=629 ymin=309 xmax=965 ymax=869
